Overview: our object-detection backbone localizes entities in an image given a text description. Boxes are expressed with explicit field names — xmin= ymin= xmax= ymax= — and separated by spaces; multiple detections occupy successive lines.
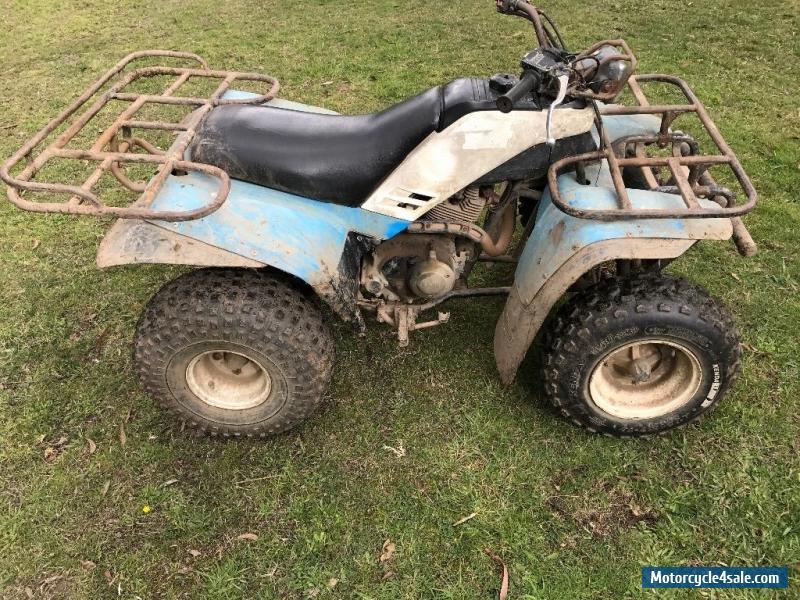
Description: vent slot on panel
xmin=380 ymin=187 xmax=437 ymax=218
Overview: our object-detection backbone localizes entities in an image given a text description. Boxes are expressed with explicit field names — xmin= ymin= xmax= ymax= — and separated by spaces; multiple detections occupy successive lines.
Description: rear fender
xmin=97 ymin=174 xmax=409 ymax=319
xmin=494 ymin=174 xmax=734 ymax=384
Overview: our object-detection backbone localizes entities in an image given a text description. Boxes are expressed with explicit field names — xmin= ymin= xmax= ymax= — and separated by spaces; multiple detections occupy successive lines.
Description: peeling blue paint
xmin=515 ymin=173 xmax=731 ymax=306
xmin=511 ymin=111 xmax=733 ymax=305
xmin=147 ymin=173 xmax=409 ymax=286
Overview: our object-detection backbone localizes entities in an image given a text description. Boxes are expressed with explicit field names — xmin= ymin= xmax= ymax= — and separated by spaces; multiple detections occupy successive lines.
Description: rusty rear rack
xmin=547 ymin=74 xmax=758 ymax=225
xmin=0 ymin=51 xmax=279 ymax=221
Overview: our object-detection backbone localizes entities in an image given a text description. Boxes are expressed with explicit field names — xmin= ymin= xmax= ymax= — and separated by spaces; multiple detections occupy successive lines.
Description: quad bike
xmin=2 ymin=0 xmax=758 ymax=437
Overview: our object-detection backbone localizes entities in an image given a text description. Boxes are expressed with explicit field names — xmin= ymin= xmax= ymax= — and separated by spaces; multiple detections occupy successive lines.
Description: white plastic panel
xmin=361 ymin=107 xmax=595 ymax=220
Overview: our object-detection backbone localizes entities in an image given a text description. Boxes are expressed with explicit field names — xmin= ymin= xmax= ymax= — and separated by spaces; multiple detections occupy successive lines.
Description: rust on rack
xmin=547 ymin=74 xmax=758 ymax=220
xmin=571 ymin=39 xmax=638 ymax=102
xmin=0 ymin=51 xmax=280 ymax=221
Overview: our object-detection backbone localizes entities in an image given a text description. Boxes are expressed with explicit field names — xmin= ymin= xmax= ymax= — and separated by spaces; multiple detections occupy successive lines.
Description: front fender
xmin=494 ymin=174 xmax=734 ymax=384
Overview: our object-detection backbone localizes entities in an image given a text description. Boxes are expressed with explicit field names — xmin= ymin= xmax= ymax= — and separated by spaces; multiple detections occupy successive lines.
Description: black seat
xmin=188 ymin=78 xmax=536 ymax=206
xmin=188 ymin=87 xmax=442 ymax=207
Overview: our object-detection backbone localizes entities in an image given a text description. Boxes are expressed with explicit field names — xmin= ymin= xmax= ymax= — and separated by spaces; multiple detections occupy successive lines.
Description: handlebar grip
xmin=496 ymin=70 xmax=538 ymax=113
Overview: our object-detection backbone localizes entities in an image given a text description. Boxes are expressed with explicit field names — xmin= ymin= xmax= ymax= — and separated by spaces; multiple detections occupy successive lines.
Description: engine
xmin=361 ymin=234 xmax=472 ymax=302
xmin=361 ymin=186 xmax=489 ymax=302
xmin=423 ymin=186 xmax=487 ymax=224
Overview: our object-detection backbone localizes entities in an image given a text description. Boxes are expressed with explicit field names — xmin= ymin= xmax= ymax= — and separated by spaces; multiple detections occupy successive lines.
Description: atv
xmin=1 ymin=0 xmax=758 ymax=437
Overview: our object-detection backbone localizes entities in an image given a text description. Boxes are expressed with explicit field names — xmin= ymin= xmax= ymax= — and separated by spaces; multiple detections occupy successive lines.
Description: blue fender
xmin=148 ymin=174 xmax=409 ymax=284
xmin=494 ymin=177 xmax=734 ymax=384
xmin=98 ymin=172 xmax=409 ymax=318
xmin=493 ymin=112 xmax=735 ymax=384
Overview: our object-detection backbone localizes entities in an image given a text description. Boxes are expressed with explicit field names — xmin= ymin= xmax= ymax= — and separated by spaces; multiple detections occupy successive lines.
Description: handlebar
xmin=495 ymin=2 xmax=637 ymax=107
xmin=496 ymin=70 xmax=539 ymax=113
xmin=496 ymin=0 xmax=552 ymax=49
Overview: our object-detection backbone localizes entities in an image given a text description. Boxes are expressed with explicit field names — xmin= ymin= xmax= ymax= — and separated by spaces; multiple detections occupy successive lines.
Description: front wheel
xmin=134 ymin=268 xmax=335 ymax=437
xmin=542 ymin=274 xmax=741 ymax=436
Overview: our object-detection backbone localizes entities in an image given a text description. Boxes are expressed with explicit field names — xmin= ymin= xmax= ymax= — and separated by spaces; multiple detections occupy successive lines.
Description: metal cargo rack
xmin=0 ymin=51 xmax=280 ymax=221
xmin=547 ymin=74 xmax=758 ymax=224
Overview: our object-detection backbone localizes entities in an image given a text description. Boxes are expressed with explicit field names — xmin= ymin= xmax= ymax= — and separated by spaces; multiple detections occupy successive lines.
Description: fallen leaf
xmin=43 ymin=447 xmax=57 ymax=462
xmin=321 ymin=80 xmax=334 ymax=86
xmin=80 ymin=560 xmax=97 ymax=571
xmin=237 ymin=533 xmax=259 ymax=541
xmin=327 ymin=577 xmax=339 ymax=589
xmin=24 ymin=587 xmax=33 ymax=599
xmin=382 ymin=443 xmax=406 ymax=458
xmin=452 ymin=512 xmax=478 ymax=527
xmin=119 ymin=423 xmax=127 ymax=447
xmin=187 ymin=549 xmax=201 ymax=557
xmin=32 ymin=239 xmax=40 ymax=250
xmin=381 ymin=571 xmax=395 ymax=581
xmin=742 ymin=342 xmax=766 ymax=356
xmin=101 ymin=480 xmax=111 ymax=496
xmin=87 ymin=327 xmax=111 ymax=362
xmin=730 ymin=272 xmax=742 ymax=283
xmin=379 ymin=539 xmax=396 ymax=563
xmin=162 ymin=478 xmax=179 ymax=487
xmin=87 ymin=438 xmax=97 ymax=454
xmin=484 ymin=548 xmax=509 ymax=600
xmin=104 ymin=570 xmax=114 ymax=585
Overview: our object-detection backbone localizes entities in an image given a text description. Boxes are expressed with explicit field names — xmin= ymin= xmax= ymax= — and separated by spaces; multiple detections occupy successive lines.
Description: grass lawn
xmin=1 ymin=0 xmax=799 ymax=598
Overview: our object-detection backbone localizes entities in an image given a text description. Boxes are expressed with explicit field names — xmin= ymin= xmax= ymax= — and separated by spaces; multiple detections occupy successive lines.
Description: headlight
xmin=576 ymin=44 xmax=633 ymax=101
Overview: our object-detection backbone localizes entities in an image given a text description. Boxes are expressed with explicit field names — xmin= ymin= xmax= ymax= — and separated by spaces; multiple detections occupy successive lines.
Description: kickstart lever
xmin=546 ymin=73 xmax=569 ymax=146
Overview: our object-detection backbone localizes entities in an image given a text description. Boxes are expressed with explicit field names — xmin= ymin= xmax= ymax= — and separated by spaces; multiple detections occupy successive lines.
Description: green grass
xmin=1 ymin=0 xmax=799 ymax=598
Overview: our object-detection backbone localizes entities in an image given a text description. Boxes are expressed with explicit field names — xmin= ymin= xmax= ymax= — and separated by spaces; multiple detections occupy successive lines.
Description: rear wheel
xmin=542 ymin=274 xmax=740 ymax=436
xmin=134 ymin=268 xmax=334 ymax=437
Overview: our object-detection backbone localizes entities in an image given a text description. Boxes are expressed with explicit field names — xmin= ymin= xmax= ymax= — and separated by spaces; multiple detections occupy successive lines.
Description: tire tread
xmin=542 ymin=273 xmax=741 ymax=436
xmin=134 ymin=268 xmax=335 ymax=437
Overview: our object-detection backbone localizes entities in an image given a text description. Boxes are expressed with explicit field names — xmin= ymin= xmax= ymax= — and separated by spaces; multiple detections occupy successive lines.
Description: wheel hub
xmin=185 ymin=350 xmax=272 ymax=410
xmin=588 ymin=339 xmax=703 ymax=420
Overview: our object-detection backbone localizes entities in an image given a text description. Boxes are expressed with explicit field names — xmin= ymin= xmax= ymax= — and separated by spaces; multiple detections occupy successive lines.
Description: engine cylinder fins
xmin=424 ymin=186 xmax=487 ymax=223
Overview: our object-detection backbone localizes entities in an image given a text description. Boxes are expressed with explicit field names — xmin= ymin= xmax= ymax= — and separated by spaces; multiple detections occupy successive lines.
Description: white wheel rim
xmin=588 ymin=339 xmax=703 ymax=420
xmin=185 ymin=350 xmax=272 ymax=410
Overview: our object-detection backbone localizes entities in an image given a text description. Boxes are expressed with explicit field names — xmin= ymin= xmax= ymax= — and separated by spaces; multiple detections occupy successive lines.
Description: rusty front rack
xmin=547 ymin=74 xmax=758 ymax=221
xmin=0 ymin=51 xmax=279 ymax=221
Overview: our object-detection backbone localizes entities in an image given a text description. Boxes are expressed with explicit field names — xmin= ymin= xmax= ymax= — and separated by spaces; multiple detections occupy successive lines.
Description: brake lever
xmin=546 ymin=73 xmax=570 ymax=146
